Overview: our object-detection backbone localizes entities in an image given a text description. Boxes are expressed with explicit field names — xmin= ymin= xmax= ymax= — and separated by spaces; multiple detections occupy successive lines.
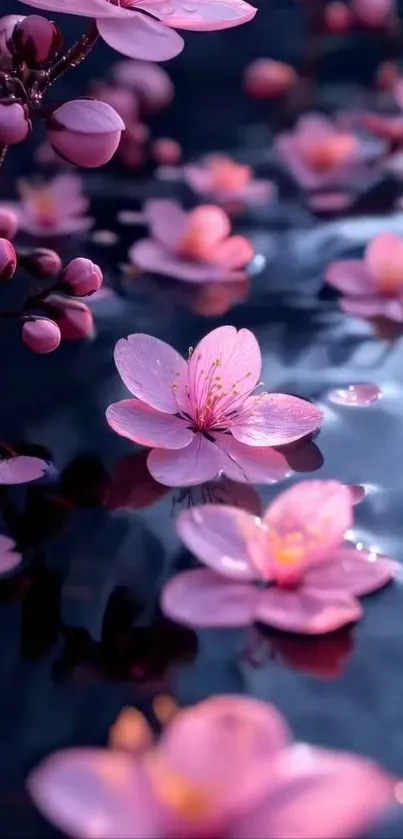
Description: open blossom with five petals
xmin=162 ymin=480 xmax=398 ymax=633
xmin=17 ymin=0 xmax=256 ymax=62
xmin=182 ymin=154 xmax=275 ymax=209
xmin=106 ymin=327 xmax=323 ymax=487
xmin=2 ymin=174 xmax=93 ymax=238
xmin=129 ymin=200 xmax=255 ymax=283
xmin=27 ymin=694 xmax=393 ymax=839
xmin=326 ymin=232 xmax=403 ymax=322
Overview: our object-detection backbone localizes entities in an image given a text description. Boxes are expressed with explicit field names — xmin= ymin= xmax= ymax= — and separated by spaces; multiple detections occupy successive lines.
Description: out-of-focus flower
xmin=61 ymin=257 xmax=103 ymax=297
xmin=0 ymin=535 xmax=22 ymax=575
xmin=22 ymin=317 xmax=61 ymax=354
xmin=326 ymin=232 xmax=403 ymax=321
xmin=9 ymin=15 xmax=63 ymax=66
xmin=351 ymin=0 xmax=395 ymax=28
xmin=28 ymin=694 xmax=393 ymax=839
xmin=130 ymin=200 xmax=255 ymax=283
xmin=163 ymin=480 xmax=397 ymax=632
xmin=324 ymin=2 xmax=351 ymax=34
xmin=46 ymin=99 xmax=125 ymax=169
xmin=34 ymin=140 xmax=64 ymax=167
xmin=43 ymin=294 xmax=94 ymax=341
xmin=106 ymin=326 xmax=322 ymax=487
xmin=118 ymin=119 xmax=149 ymax=169
xmin=275 ymin=113 xmax=373 ymax=191
xmin=112 ymin=59 xmax=174 ymax=112
xmin=360 ymin=111 xmax=403 ymax=144
xmin=0 ymin=101 xmax=31 ymax=146
xmin=0 ymin=208 xmax=18 ymax=239
xmin=2 ymin=174 xmax=93 ymax=237
xmin=0 ymin=238 xmax=17 ymax=281
xmin=182 ymin=154 xmax=275 ymax=209
xmin=89 ymin=82 xmax=138 ymax=123
xmin=244 ymin=58 xmax=296 ymax=99
xmin=377 ymin=61 xmax=399 ymax=92
xmin=18 ymin=0 xmax=257 ymax=61
xmin=151 ymin=137 xmax=182 ymax=166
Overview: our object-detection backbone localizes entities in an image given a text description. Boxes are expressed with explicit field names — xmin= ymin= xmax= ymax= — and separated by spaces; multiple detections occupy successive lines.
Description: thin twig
xmin=39 ymin=20 xmax=99 ymax=91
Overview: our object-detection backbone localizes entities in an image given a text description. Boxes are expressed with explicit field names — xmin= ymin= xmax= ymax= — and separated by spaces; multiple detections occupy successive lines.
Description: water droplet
xmin=328 ymin=383 xmax=382 ymax=406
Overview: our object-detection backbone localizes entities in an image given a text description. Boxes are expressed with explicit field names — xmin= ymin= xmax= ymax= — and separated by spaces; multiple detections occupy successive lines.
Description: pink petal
xmin=137 ymin=0 xmax=256 ymax=31
xmin=242 ymin=180 xmax=276 ymax=205
xmin=15 ymin=0 xmax=104 ymax=13
xmin=114 ymin=333 xmax=186 ymax=413
xmin=308 ymin=192 xmax=354 ymax=213
xmin=144 ymin=199 xmax=188 ymax=250
xmin=365 ymin=232 xmax=403 ymax=284
xmin=177 ymin=504 xmax=257 ymax=580
xmin=231 ymin=394 xmax=323 ymax=447
xmin=232 ymin=744 xmax=392 ymax=839
xmin=161 ymin=568 xmax=258 ymax=626
xmin=340 ymin=296 xmax=403 ymax=321
xmin=183 ymin=165 xmax=215 ymax=195
xmin=0 ymin=456 xmax=48 ymax=484
xmin=0 ymin=535 xmax=22 ymax=575
xmin=325 ymin=261 xmax=374 ymax=296
xmin=147 ymin=433 xmax=225 ymax=486
xmin=27 ymin=748 xmax=162 ymax=839
xmin=130 ymin=240 xmax=238 ymax=284
xmin=215 ymin=434 xmax=291 ymax=484
xmin=255 ymin=585 xmax=362 ymax=634
xmin=211 ymin=235 xmax=254 ymax=269
xmin=97 ymin=14 xmax=184 ymax=61
xmin=106 ymin=399 xmax=193 ymax=448
xmin=305 ymin=546 xmax=399 ymax=596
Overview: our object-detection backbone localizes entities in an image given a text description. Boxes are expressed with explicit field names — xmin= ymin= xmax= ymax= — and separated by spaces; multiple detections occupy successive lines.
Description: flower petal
xmin=0 ymin=456 xmax=47 ymax=484
xmin=0 ymin=535 xmax=22 ymax=575
xmin=305 ymin=547 xmax=399 ymax=596
xmin=255 ymin=585 xmax=362 ymax=634
xmin=144 ymin=199 xmax=188 ymax=250
xmin=137 ymin=0 xmax=256 ymax=31
xmin=16 ymin=0 xmax=105 ymax=14
xmin=106 ymin=399 xmax=193 ymax=449
xmin=325 ymin=260 xmax=374 ymax=296
xmin=340 ymin=296 xmax=403 ymax=321
xmin=27 ymin=748 xmax=162 ymax=839
xmin=147 ymin=433 xmax=225 ymax=486
xmin=365 ymin=232 xmax=403 ymax=288
xmin=215 ymin=434 xmax=291 ymax=484
xmin=97 ymin=14 xmax=184 ymax=61
xmin=161 ymin=568 xmax=258 ymax=626
xmin=231 ymin=393 xmax=323 ymax=447
xmin=177 ymin=504 xmax=257 ymax=579
xmin=211 ymin=236 xmax=254 ymax=269
xmin=114 ymin=333 xmax=186 ymax=412
xmin=130 ymin=240 xmax=238 ymax=284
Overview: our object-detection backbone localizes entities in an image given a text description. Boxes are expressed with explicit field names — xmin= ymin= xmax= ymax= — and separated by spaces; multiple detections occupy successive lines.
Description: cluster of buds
xmin=0 ymin=14 xmax=124 ymax=167
xmin=0 ymin=221 xmax=102 ymax=353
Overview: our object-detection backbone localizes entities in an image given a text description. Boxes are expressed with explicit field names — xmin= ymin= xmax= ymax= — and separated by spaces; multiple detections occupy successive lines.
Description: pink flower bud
xmin=44 ymin=294 xmax=94 ymax=341
xmin=10 ymin=15 xmax=63 ymax=67
xmin=151 ymin=138 xmax=182 ymax=165
xmin=244 ymin=59 xmax=296 ymax=100
xmin=18 ymin=248 xmax=62 ymax=279
xmin=0 ymin=15 xmax=25 ymax=67
xmin=0 ymin=101 xmax=30 ymax=145
xmin=62 ymin=257 xmax=103 ymax=297
xmin=0 ymin=238 xmax=17 ymax=281
xmin=22 ymin=317 xmax=61 ymax=354
xmin=0 ymin=208 xmax=18 ymax=239
xmin=46 ymin=99 xmax=125 ymax=169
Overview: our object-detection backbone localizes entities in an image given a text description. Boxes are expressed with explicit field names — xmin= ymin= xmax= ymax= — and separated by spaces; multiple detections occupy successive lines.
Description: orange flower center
xmin=301 ymin=135 xmax=357 ymax=172
xmin=209 ymin=158 xmax=252 ymax=192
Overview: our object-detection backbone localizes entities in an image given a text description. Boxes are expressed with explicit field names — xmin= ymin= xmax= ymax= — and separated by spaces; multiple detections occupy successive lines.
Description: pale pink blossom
xmin=106 ymin=326 xmax=323 ymax=487
xmin=27 ymin=694 xmax=393 ymax=839
xmin=182 ymin=154 xmax=275 ymax=209
xmin=2 ymin=174 xmax=93 ymax=238
xmin=17 ymin=0 xmax=256 ymax=62
xmin=163 ymin=480 xmax=398 ymax=633
xmin=326 ymin=232 xmax=403 ymax=321
xmin=129 ymin=200 xmax=254 ymax=283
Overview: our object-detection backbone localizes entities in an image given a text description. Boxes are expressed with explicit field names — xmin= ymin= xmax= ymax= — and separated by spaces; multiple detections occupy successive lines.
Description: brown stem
xmin=39 ymin=20 xmax=99 ymax=91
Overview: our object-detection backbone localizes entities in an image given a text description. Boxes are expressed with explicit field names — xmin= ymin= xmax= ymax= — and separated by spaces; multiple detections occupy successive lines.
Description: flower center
xmin=209 ymin=158 xmax=252 ymax=192
xmin=374 ymin=263 xmax=403 ymax=295
xmin=19 ymin=183 xmax=59 ymax=228
xmin=146 ymin=757 xmax=213 ymax=823
xmin=301 ymin=135 xmax=356 ymax=172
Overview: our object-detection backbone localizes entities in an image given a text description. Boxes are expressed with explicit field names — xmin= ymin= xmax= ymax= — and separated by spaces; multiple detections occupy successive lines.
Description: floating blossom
xmin=326 ymin=232 xmax=403 ymax=321
xmin=162 ymin=480 xmax=398 ymax=633
xmin=18 ymin=0 xmax=257 ymax=61
xmin=182 ymin=154 xmax=275 ymax=209
xmin=106 ymin=326 xmax=323 ymax=487
xmin=2 ymin=174 xmax=93 ymax=238
xmin=129 ymin=200 xmax=255 ymax=284
xmin=27 ymin=694 xmax=393 ymax=839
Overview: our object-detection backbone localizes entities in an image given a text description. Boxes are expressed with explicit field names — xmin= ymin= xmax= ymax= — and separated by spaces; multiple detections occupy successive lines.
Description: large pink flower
xmin=27 ymin=694 xmax=393 ymax=839
xmin=18 ymin=0 xmax=256 ymax=61
xmin=2 ymin=174 xmax=93 ymax=238
xmin=129 ymin=200 xmax=255 ymax=284
xmin=326 ymin=232 xmax=403 ymax=321
xmin=182 ymin=154 xmax=275 ymax=209
xmin=162 ymin=480 xmax=398 ymax=633
xmin=106 ymin=327 xmax=323 ymax=487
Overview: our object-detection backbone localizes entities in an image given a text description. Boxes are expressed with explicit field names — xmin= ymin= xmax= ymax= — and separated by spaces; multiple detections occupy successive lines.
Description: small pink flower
xmin=183 ymin=154 xmax=275 ymax=208
xmin=0 ymin=535 xmax=22 ymax=575
xmin=130 ymin=200 xmax=255 ymax=283
xmin=106 ymin=326 xmax=323 ymax=487
xmin=18 ymin=0 xmax=256 ymax=62
xmin=275 ymin=113 xmax=372 ymax=191
xmin=326 ymin=232 xmax=403 ymax=321
xmin=152 ymin=138 xmax=182 ymax=166
xmin=162 ymin=480 xmax=398 ymax=633
xmin=3 ymin=174 xmax=93 ymax=237
xmin=27 ymin=694 xmax=393 ymax=839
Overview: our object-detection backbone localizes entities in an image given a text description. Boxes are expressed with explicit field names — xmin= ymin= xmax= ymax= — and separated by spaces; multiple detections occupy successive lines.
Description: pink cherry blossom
xmin=17 ymin=0 xmax=256 ymax=62
xmin=0 ymin=455 xmax=48 ymax=484
xmin=27 ymin=694 xmax=393 ymax=839
xmin=0 ymin=535 xmax=22 ymax=575
xmin=106 ymin=327 xmax=323 ymax=487
xmin=1 ymin=174 xmax=93 ymax=238
xmin=162 ymin=480 xmax=398 ymax=633
xmin=182 ymin=154 xmax=275 ymax=209
xmin=129 ymin=200 xmax=255 ymax=283
xmin=326 ymin=232 xmax=403 ymax=321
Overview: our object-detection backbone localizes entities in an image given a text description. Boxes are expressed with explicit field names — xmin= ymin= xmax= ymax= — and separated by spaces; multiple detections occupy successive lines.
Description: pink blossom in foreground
xmin=326 ymin=232 xmax=403 ymax=321
xmin=27 ymin=694 xmax=393 ymax=839
xmin=18 ymin=0 xmax=256 ymax=62
xmin=0 ymin=535 xmax=22 ymax=575
xmin=129 ymin=201 xmax=255 ymax=284
xmin=0 ymin=455 xmax=48 ymax=484
xmin=275 ymin=113 xmax=373 ymax=191
xmin=182 ymin=154 xmax=275 ymax=209
xmin=163 ymin=480 xmax=398 ymax=633
xmin=2 ymin=175 xmax=93 ymax=238
xmin=106 ymin=326 xmax=323 ymax=487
